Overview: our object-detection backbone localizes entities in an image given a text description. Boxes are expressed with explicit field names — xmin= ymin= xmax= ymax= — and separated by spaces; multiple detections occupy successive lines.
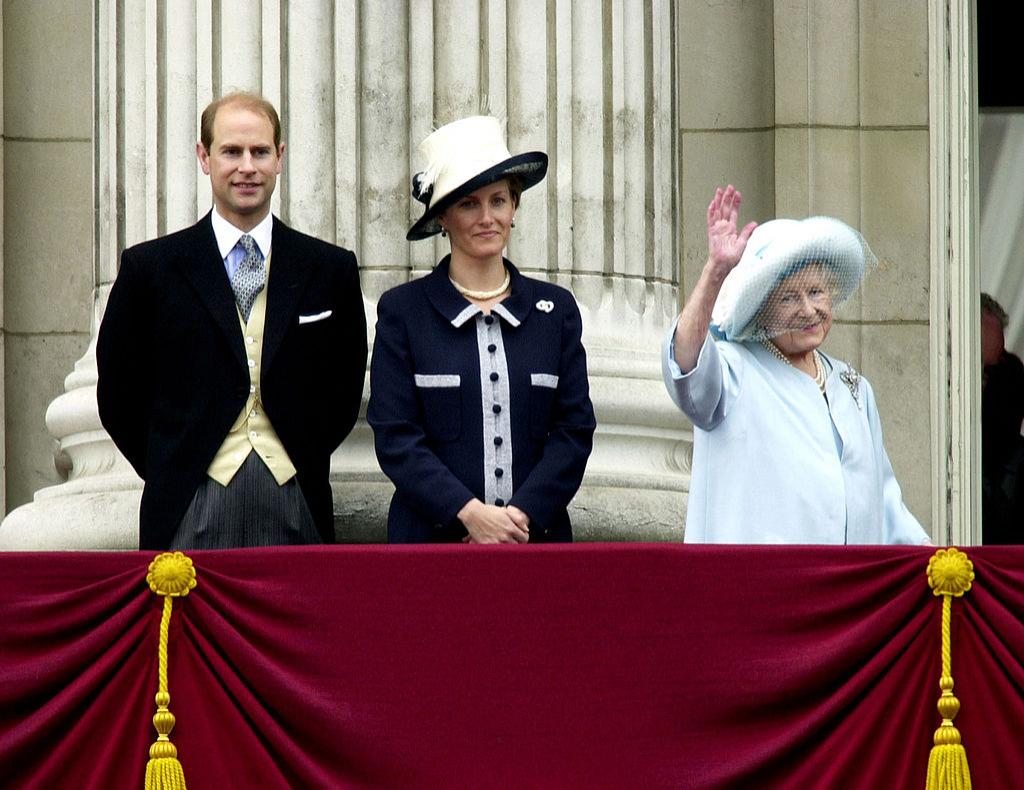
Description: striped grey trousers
xmin=170 ymin=452 xmax=321 ymax=549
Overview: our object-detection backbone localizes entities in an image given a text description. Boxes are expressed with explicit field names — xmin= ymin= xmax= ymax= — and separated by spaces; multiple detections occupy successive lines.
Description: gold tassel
xmin=144 ymin=552 xmax=197 ymax=790
xmin=925 ymin=548 xmax=974 ymax=790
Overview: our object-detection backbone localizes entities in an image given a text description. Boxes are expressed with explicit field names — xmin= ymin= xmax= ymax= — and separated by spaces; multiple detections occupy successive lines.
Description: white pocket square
xmin=298 ymin=310 xmax=332 ymax=324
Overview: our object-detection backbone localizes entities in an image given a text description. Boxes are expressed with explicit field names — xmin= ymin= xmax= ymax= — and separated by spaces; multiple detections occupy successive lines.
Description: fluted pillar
xmin=1 ymin=0 xmax=688 ymax=548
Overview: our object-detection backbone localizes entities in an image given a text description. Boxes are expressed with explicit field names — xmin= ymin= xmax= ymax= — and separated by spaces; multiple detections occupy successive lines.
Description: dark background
xmin=978 ymin=4 xmax=1024 ymax=107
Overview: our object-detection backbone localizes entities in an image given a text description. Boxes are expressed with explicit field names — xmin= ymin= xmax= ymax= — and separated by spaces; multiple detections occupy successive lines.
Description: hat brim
xmin=710 ymin=217 xmax=869 ymax=341
xmin=406 ymin=152 xmax=548 ymax=241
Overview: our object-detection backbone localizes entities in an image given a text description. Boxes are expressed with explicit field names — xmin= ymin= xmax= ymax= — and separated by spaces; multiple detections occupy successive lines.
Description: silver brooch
xmin=535 ymin=299 xmax=554 ymax=313
xmin=840 ymin=366 xmax=862 ymax=409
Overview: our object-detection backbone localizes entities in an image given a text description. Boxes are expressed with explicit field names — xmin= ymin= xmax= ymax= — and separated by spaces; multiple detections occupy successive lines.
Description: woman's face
xmin=440 ymin=180 xmax=516 ymax=264
xmin=759 ymin=264 xmax=834 ymax=355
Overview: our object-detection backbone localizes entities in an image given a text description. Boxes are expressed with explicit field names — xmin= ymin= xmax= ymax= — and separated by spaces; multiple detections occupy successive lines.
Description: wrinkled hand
xmin=458 ymin=499 xmax=530 ymax=544
xmin=706 ymin=184 xmax=757 ymax=277
xmin=671 ymin=185 xmax=759 ymax=373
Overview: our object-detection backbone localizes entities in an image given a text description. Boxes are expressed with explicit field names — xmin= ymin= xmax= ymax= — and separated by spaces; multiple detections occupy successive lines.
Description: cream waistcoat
xmin=207 ymin=253 xmax=297 ymax=486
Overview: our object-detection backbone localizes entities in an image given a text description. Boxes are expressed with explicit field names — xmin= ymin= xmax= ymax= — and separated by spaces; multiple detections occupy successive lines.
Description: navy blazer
xmin=97 ymin=213 xmax=367 ymax=549
xmin=368 ymin=257 xmax=596 ymax=542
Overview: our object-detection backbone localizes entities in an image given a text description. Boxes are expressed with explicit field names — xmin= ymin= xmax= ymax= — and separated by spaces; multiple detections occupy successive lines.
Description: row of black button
xmin=486 ymin=317 xmax=506 ymax=496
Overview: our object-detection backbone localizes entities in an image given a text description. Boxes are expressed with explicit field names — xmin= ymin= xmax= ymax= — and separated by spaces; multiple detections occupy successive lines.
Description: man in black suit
xmin=97 ymin=93 xmax=366 ymax=550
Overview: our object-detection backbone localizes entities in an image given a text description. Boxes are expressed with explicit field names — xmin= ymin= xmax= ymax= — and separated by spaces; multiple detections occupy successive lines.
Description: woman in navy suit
xmin=368 ymin=116 xmax=596 ymax=543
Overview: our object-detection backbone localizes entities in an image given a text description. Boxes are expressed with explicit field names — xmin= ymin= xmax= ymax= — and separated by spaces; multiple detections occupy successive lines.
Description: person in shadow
xmin=981 ymin=293 xmax=1024 ymax=544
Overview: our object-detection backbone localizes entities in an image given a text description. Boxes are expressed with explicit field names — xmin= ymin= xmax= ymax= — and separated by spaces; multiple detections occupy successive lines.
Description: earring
xmin=440 ymin=228 xmax=447 ymax=238
xmin=511 ymin=219 xmax=516 ymax=228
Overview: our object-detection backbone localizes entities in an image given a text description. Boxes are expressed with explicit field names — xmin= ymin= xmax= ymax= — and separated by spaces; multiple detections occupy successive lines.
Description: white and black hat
xmin=407 ymin=116 xmax=548 ymax=241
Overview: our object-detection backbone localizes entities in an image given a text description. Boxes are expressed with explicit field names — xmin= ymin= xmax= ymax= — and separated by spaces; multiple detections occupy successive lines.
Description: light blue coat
xmin=663 ymin=328 xmax=928 ymax=544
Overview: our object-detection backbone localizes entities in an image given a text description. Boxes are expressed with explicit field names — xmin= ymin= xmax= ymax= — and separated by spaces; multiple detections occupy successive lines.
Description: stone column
xmin=0 ymin=0 xmax=688 ymax=548
xmin=0 ymin=0 xmax=95 ymax=546
xmin=557 ymin=1 xmax=687 ymax=539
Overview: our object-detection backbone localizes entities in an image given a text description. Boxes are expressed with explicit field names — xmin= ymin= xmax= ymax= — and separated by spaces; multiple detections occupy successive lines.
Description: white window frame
xmin=928 ymin=0 xmax=981 ymax=545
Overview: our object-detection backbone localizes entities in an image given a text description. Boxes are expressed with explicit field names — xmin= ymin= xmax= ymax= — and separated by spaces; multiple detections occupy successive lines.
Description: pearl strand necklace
xmin=761 ymin=340 xmax=827 ymax=392
xmin=449 ymin=267 xmax=511 ymax=300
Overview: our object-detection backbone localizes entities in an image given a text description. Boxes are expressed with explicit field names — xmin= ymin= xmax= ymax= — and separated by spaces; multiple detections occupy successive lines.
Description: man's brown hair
xmin=200 ymin=92 xmax=282 ymax=151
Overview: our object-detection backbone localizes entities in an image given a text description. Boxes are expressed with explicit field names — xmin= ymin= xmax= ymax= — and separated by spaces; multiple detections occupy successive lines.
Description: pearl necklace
xmin=449 ymin=267 xmax=511 ymax=300
xmin=761 ymin=340 xmax=827 ymax=392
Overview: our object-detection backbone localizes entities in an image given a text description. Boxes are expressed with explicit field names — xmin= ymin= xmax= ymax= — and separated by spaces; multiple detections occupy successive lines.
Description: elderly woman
xmin=368 ymin=116 xmax=596 ymax=543
xmin=663 ymin=185 xmax=929 ymax=544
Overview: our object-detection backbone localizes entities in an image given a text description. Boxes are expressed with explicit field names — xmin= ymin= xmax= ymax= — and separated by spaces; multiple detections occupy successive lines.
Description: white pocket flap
xmin=415 ymin=374 xmax=461 ymax=388
xmin=531 ymin=373 xmax=559 ymax=389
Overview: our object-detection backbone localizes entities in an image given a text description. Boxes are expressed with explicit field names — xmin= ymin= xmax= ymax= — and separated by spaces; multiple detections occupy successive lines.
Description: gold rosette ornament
xmin=925 ymin=548 xmax=974 ymax=790
xmin=144 ymin=552 xmax=197 ymax=790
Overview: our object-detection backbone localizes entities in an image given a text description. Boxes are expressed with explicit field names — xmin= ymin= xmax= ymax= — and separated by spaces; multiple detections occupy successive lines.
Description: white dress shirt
xmin=210 ymin=207 xmax=273 ymax=278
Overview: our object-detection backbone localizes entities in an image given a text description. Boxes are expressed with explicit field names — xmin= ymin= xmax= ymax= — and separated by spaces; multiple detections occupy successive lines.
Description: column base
xmin=0 ymin=478 xmax=142 ymax=550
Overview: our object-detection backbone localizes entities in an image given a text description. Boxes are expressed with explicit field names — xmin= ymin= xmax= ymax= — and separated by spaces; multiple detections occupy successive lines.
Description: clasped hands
xmin=458 ymin=499 xmax=531 ymax=544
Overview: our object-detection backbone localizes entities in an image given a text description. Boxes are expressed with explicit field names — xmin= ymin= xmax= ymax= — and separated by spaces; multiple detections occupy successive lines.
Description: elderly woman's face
xmin=439 ymin=179 xmax=515 ymax=264
xmin=759 ymin=263 xmax=834 ymax=355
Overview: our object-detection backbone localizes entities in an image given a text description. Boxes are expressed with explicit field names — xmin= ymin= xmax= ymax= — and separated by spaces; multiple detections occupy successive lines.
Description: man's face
xmin=197 ymin=103 xmax=284 ymax=231
xmin=981 ymin=309 xmax=1005 ymax=368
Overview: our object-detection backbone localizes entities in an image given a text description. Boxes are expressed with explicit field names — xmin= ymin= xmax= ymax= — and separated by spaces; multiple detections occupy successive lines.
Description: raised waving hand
xmin=672 ymin=185 xmax=757 ymax=372
xmin=706 ymin=185 xmax=757 ymax=276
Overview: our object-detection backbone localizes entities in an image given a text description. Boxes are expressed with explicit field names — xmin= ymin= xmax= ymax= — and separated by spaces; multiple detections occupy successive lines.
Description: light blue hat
xmin=710 ymin=216 xmax=873 ymax=341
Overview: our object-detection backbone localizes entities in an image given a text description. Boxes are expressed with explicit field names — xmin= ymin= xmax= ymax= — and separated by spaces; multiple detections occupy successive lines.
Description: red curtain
xmin=2 ymin=545 xmax=1022 ymax=789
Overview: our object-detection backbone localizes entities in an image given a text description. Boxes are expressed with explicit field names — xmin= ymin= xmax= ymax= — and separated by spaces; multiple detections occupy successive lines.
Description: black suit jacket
xmin=97 ymin=213 xmax=367 ymax=549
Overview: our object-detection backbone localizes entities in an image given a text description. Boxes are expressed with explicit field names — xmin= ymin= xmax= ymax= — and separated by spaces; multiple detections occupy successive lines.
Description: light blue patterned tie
xmin=231 ymin=234 xmax=264 ymax=321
